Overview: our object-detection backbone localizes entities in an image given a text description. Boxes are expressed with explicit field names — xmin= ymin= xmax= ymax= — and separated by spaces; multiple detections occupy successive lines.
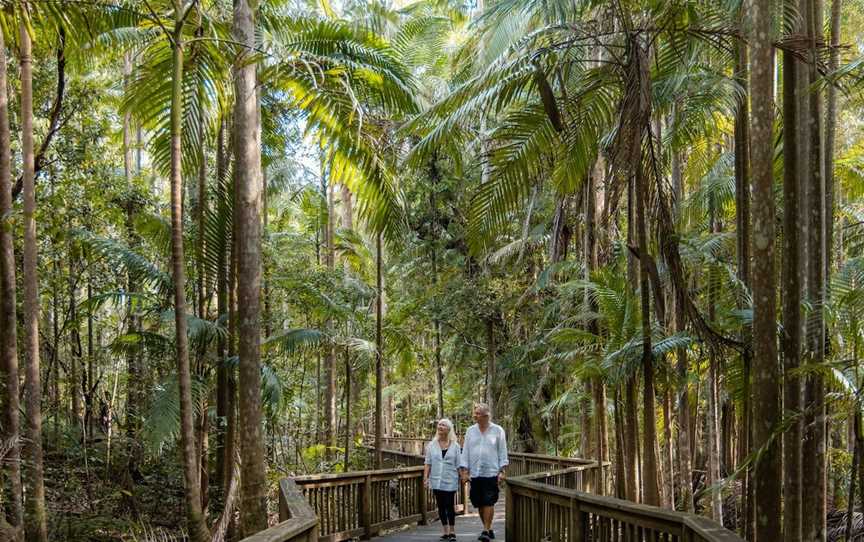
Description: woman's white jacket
xmin=424 ymin=439 xmax=461 ymax=491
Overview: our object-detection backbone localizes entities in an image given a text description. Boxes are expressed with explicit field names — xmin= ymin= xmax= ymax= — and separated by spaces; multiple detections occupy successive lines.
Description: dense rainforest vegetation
xmin=1 ymin=0 xmax=864 ymax=539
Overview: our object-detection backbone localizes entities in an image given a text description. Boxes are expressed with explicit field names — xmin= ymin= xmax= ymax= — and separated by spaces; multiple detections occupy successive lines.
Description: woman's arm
xmin=424 ymin=464 xmax=431 ymax=487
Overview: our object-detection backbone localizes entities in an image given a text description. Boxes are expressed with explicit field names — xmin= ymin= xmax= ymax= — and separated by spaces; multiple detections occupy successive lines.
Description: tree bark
xmin=706 ymin=200 xmax=723 ymax=522
xmin=782 ymin=20 xmax=803 ymax=540
xmin=672 ymin=135 xmax=694 ymax=514
xmin=632 ymin=42 xmax=660 ymax=505
xmin=485 ymin=317 xmax=496 ymax=417
xmin=734 ymin=21 xmax=755 ymax=538
xmin=0 ymin=19 xmax=23 ymax=537
xmin=749 ymin=1 xmax=782 ymax=538
xmin=802 ymin=0 xmax=827 ymax=538
xmin=232 ymin=0 xmax=268 ymax=533
xmin=169 ymin=17 xmax=209 ymax=542
xmin=325 ymin=178 xmax=336 ymax=457
xmin=624 ymin=375 xmax=640 ymax=503
xmin=19 ymin=14 xmax=48 ymax=540
xmin=824 ymin=0 xmax=841 ymax=284
xmin=374 ymin=231 xmax=384 ymax=469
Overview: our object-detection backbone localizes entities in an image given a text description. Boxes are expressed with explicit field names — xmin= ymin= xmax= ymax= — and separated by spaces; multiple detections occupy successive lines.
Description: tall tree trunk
xmin=215 ymin=119 xmax=228 ymax=497
xmin=624 ymin=375 xmax=640 ymax=503
xmin=324 ymin=178 xmax=336 ymax=457
xmin=733 ymin=27 xmax=754 ymax=538
xmin=169 ymin=19 xmax=209 ymax=542
xmin=0 ymin=20 xmax=23 ymax=537
xmin=374 ymin=231 xmax=384 ymax=468
xmin=824 ymin=0 xmax=841 ymax=284
xmin=782 ymin=19 xmax=803 ymax=540
xmin=706 ymin=200 xmax=723 ymax=522
xmin=846 ymin=412 xmax=862 ymax=542
xmin=485 ymin=318 xmax=496 ymax=417
xmin=233 ymin=0 xmax=268 ymax=533
xmin=750 ymin=1 xmax=782 ymax=538
xmin=613 ymin=388 xmax=627 ymax=499
xmin=632 ymin=42 xmax=660 ymax=504
xmin=19 ymin=14 xmax=47 ymax=541
xmin=803 ymin=0 xmax=827 ymax=538
xmin=661 ymin=380 xmax=674 ymax=507
xmin=672 ymin=134 xmax=694 ymax=514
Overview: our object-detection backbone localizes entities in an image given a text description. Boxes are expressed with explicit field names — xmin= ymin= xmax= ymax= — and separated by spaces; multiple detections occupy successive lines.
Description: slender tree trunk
xmin=782 ymin=21 xmax=803 ymax=540
xmin=824 ymin=0 xmax=841 ymax=284
xmin=734 ymin=26 xmax=754 ymax=538
xmin=750 ymin=2 xmax=782 ymax=538
xmin=706 ymin=201 xmax=723 ymax=522
xmin=661 ymin=381 xmax=674 ymax=508
xmin=215 ymin=119 xmax=228 ymax=497
xmin=613 ymin=388 xmax=627 ymax=499
xmin=624 ymin=375 xmax=640 ymax=503
xmin=325 ymin=178 xmax=336 ymax=457
xmin=169 ymin=20 xmax=209 ymax=542
xmin=672 ymin=137 xmax=694 ymax=514
xmin=19 ymin=16 xmax=47 ymax=539
xmin=632 ymin=54 xmax=660 ymax=504
xmin=233 ymin=0 xmax=268 ymax=533
xmin=0 ymin=21 xmax=23 ymax=537
xmin=802 ymin=1 xmax=827 ymax=538
xmin=846 ymin=412 xmax=861 ymax=542
xmin=485 ymin=317 xmax=496 ymax=417
xmin=374 ymin=231 xmax=384 ymax=469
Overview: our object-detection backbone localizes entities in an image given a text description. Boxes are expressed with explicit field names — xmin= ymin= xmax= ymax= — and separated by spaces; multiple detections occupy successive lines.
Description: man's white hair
xmin=474 ymin=403 xmax=491 ymax=415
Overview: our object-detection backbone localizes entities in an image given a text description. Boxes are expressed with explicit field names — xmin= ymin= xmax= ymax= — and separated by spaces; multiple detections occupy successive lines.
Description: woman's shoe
xmin=448 ymin=534 xmax=457 ymax=541
xmin=439 ymin=535 xmax=449 ymax=541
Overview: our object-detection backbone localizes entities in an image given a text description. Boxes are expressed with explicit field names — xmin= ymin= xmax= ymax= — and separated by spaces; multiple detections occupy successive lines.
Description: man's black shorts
xmin=469 ymin=476 xmax=499 ymax=507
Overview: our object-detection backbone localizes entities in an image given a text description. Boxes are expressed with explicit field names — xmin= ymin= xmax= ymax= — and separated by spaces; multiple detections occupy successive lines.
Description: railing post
xmin=418 ymin=475 xmax=428 ymax=525
xmin=360 ymin=474 xmax=372 ymax=539
xmin=570 ymin=497 xmax=584 ymax=542
xmin=505 ymin=482 xmax=515 ymax=542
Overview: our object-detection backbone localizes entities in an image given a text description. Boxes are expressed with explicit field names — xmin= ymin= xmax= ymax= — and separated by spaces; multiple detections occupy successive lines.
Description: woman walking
xmin=424 ymin=418 xmax=461 ymax=541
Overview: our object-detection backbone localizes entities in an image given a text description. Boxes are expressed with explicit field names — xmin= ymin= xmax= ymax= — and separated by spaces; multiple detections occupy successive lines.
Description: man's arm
xmin=497 ymin=427 xmax=509 ymax=481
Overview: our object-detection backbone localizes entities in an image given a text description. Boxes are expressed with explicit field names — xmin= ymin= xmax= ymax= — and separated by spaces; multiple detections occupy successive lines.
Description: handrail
xmin=367 ymin=439 xmax=612 ymax=495
xmin=293 ymin=461 xmax=468 ymax=542
xmin=239 ymin=479 xmax=318 ymax=542
xmin=506 ymin=467 xmax=744 ymax=542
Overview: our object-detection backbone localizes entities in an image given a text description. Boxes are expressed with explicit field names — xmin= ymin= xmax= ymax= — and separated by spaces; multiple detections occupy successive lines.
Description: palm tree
xmin=749 ymin=0 xmax=782 ymax=538
xmin=232 ymin=0 xmax=268 ymax=532
xmin=0 ymin=20 xmax=22 ymax=540
xmin=18 ymin=5 xmax=48 ymax=539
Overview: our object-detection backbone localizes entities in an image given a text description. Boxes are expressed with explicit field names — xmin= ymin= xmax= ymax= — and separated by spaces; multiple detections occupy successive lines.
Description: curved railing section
xmin=506 ymin=468 xmax=744 ymax=542
xmin=239 ymin=478 xmax=318 ymax=542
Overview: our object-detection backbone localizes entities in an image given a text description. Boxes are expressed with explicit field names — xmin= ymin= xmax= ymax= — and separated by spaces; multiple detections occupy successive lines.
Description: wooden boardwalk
xmin=378 ymin=503 xmax=506 ymax=542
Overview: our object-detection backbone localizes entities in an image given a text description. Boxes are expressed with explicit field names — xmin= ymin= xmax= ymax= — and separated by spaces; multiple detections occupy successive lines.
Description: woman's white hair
xmin=431 ymin=418 xmax=457 ymax=446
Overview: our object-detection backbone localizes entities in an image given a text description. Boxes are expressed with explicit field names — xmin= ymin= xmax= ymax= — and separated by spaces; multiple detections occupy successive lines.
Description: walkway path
xmin=378 ymin=503 xmax=505 ymax=542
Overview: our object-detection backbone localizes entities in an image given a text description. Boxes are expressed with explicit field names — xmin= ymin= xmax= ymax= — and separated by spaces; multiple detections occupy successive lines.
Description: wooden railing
xmin=292 ymin=463 xmax=468 ymax=542
xmin=506 ymin=468 xmax=744 ymax=542
xmin=240 ymin=478 xmax=318 ymax=542
xmin=369 ymin=438 xmax=611 ymax=494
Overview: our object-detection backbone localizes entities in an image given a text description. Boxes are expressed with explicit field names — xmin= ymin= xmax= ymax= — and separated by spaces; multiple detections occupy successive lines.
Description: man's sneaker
xmin=487 ymin=531 xmax=495 ymax=540
xmin=439 ymin=536 xmax=449 ymax=542
xmin=478 ymin=531 xmax=490 ymax=542
xmin=448 ymin=534 xmax=456 ymax=541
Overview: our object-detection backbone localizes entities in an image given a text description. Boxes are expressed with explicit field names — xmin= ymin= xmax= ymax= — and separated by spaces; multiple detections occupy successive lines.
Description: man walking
xmin=459 ymin=403 xmax=508 ymax=542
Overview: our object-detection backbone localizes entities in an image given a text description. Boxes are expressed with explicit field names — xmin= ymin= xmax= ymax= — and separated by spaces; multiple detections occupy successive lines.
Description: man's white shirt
xmin=458 ymin=422 xmax=509 ymax=478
